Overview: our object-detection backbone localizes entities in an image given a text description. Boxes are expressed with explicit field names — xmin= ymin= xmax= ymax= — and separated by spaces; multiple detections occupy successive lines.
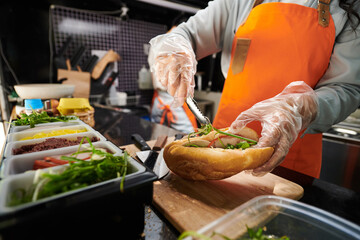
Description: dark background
xmin=0 ymin=0 xmax=224 ymax=97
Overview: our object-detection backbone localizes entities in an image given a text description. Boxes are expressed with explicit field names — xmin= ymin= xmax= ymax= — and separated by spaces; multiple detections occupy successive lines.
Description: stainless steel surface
xmin=323 ymin=122 xmax=360 ymax=144
xmin=185 ymin=96 xmax=210 ymax=125
xmin=321 ymin=121 xmax=360 ymax=192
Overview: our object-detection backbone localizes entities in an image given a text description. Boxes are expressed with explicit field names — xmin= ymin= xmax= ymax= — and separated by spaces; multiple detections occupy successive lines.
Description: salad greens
xmin=9 ymin=137 xmax=129 ymax=206
xmin=177 ymin=226 xmax=290 ymax=240
xmin=11 ymin=110 xmax=77 ymax=128
xmin=186 ymin=123 xmax=257 ymax=150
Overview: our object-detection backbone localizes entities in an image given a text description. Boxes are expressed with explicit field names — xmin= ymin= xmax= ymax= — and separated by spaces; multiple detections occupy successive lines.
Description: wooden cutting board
xmin=123 ymin=139 xmax=304 ymax=233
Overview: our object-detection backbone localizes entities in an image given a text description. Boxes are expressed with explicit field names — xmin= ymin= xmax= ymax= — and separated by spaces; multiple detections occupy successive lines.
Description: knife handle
xmin=131 ymin=134 xmax=151 ymax=151
xmin=153 ymin=135 xmax=168 ymax=151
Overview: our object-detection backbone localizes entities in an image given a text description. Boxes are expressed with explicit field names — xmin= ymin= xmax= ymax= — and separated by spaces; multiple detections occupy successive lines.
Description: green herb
xmin=177 ymin=227 xmax=290 ymax=240
xmin=185 ymin=123 xmax=256 ymax=150
xmin=244 ymin=226 xmax=290 ymax=240
xmin=9 ymin=137 xmax=129 ymax=206
xmin=11 ymin=111 xmax=78 ymax=128
xmin=225 ymin=141 xmax=253 ymax=150
xmin=178 ymin=231 xmax=212 ymax=240
xmin=188 ymin=123 xmax=214 ymax=141
xmin=184 ymin=144 xmax=201 ymax=147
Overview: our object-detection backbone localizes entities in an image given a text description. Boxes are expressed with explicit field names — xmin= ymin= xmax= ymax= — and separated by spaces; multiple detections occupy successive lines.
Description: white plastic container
xmin=8 ymin=119 xmax=84 ymax=134
xmin=0 ymin=154 xmax=146 ymax=215
xmin=190 ymin=195 xmax=360 ymax=240
xmin=1 ymin=141 xmax=122 ymax=178
xmin=3 ymin=131 xmax=106 ymax=158
xmin=6 ymin=124 xmax=95 ymax=143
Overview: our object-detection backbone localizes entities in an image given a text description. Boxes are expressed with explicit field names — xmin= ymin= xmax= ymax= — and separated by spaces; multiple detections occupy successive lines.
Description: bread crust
xmin=163 ymin=127 xmax=274 ymax=180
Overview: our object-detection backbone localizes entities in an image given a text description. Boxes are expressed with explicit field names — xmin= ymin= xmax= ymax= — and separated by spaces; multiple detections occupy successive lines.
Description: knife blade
xmin=136 ymin=149 xmax=169 ymax=179
xmin=131 ymin=134 xmax=168 ymax=171
xmin=70 ymin=45 xmax=86 ymax=70
xmin=135 ymin=133 xmax=184 ymax=178
xmin=82 ymin=55 xmax=99 ymax=73
xmin=185 ymin=96 xmax=211 ymax=126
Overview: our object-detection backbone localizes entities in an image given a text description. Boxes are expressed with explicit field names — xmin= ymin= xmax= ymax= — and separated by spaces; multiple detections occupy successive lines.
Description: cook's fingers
xmin=252 ymin=136 xmax=289 ymax=176
xmin=171 ymin=73 xmax=190 ymax=107
xmin=256 ymin=123 xmax=281 ymax=148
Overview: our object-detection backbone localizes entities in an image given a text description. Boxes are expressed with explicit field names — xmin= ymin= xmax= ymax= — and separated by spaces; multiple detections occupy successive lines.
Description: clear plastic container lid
xmin=192 ymin=195 xmax=360 ymax=240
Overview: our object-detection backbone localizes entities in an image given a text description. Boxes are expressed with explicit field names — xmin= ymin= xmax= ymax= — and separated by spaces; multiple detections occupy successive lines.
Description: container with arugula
xmin=8 ymin=137 xmax=130 ymax=207
xmin=11 ymin=110 xmax=78 ymax=128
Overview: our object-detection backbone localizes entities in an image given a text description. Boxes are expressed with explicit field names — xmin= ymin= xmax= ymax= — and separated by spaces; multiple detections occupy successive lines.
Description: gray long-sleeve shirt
xmin=170 ymin=0 xmax=360 ymax=134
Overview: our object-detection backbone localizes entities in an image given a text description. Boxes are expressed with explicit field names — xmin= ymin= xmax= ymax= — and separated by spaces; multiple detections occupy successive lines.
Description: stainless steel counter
xmin=321 ymin=121 xmax=360 ymax=192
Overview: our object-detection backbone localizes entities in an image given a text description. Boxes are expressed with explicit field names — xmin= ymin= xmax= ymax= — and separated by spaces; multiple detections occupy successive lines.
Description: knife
xmin=185 ymin=96 xmax=211 ymax=126
xmin=132 ymin=134 xmax=168 ymax=170
xmin=70 ymin=45 xmax=86 ymax=70
xmin=82 ymin=55 xmax=99 ymax=73
xmin=54 ymin=35 xmax=73 ymax=69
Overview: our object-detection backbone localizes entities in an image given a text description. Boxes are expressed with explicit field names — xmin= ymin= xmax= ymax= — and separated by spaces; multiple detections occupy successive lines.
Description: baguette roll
xmin=163 ymin=127 xmax=274 ymax=180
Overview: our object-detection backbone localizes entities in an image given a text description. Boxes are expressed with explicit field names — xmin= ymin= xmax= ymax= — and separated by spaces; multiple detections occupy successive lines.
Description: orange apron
xmin=213 ymin=2 xmax=335 ymax=178
xmin=151 ymin=90 xmax=198 ymax=130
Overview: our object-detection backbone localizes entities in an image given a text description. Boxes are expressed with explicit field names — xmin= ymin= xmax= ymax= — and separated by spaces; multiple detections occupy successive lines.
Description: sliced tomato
xmin=33 ymin=160 xmax=58 ymax=170
xmin=44 ymin=157 xmax=69 ymax=165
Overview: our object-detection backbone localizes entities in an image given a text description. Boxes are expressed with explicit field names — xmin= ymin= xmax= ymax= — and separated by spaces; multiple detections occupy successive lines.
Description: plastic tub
xmin=0 ymin=141 xmax=122 ymax=178
xmin=6 ymin=124 xmax=95 ymax=142
xmin=0 ymin=153 xmax=146 ymax=215
xmin=8 ymin=119 xmax=84 ymax=133
xmin=3 ymin=131 xmax=106 ymax=158
xmin=191 ymin=195 xmax=360 ymax=240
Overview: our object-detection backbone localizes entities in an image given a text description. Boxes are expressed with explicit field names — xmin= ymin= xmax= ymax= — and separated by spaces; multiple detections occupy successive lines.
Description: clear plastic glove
xmin=149 ymin=34 xmax=197 ymax=107
xmin=229 ymin=81 xmax=318 ymax=176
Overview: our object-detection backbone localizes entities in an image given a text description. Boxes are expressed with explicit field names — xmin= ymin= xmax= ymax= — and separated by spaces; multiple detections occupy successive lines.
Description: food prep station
xmin=0 ymin=105 xmax=359 ymax=239
xmin=0 ymin=0 xmax=359 ymax=238
xmin=0 ymin=117 xmax=157 ymax=239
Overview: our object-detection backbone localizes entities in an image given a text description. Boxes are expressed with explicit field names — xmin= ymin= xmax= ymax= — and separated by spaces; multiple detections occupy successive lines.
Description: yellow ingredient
xmin=57 ymin=98 xmax=93 ymax=115
xmin=20 ymin=129 xmax=87 ymax=141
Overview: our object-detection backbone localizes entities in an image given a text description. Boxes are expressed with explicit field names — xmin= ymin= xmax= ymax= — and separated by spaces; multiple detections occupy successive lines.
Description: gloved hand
xmin=149 ymin=34 xmax=197 ymax=107
xmin=229 ymin=81 xmax=318 ymax=176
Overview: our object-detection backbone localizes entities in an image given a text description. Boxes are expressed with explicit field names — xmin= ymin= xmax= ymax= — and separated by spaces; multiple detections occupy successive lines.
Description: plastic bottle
xmin=138 ymin=65 xmax=153 ymax=90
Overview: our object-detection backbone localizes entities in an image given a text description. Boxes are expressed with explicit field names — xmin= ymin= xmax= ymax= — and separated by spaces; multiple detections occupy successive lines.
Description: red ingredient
xmin=207 ymin=135 xmax=226 ymax=148
xmin=43 ymin=157 xmax=69 ymax=165
xmin=33 ymin=160 xmax=58 ymax=170
xmin=32 ymin=148 xmax=111 ymax=170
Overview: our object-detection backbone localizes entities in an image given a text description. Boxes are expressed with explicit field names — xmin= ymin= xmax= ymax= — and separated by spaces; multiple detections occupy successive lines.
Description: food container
xmin=0 ymin=120 xmax=157 ymax=239
xmin=190 ymin=195 xmax=360 ymax=240
xmin=0 ymin=141 xmax=121 ymax=178
xmin=0 ymin=151 xmax=145 ymax=214
xmin=6 ymin=124 xmax=95 ymax=142
xmin=0 ymin=148 xmax=157 ymax=239
xmin=3 ymin=131 xmax=106 ymax=158
xmin=8 ymin=119 xmax=84 ymax=133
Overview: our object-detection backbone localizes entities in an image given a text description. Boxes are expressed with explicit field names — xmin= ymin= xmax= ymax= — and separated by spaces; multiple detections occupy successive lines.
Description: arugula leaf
xmin=9 ymin=137 xmax=129 ymax=206
xmin=11 ymin=110 xmax=78 ymax=128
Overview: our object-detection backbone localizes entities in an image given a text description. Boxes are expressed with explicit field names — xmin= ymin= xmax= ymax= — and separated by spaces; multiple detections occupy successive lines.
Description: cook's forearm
xmin=306 ymin=84 xmax=360 ymax=134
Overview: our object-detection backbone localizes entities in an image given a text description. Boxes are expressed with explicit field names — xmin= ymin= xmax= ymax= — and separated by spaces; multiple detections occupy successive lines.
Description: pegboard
xmin=50 ymin=5 xmax=167 ymax=104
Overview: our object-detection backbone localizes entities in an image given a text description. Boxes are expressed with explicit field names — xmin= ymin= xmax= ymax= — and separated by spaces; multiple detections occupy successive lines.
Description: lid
xmin=24 ymin=99 xmax=43 ymax=110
